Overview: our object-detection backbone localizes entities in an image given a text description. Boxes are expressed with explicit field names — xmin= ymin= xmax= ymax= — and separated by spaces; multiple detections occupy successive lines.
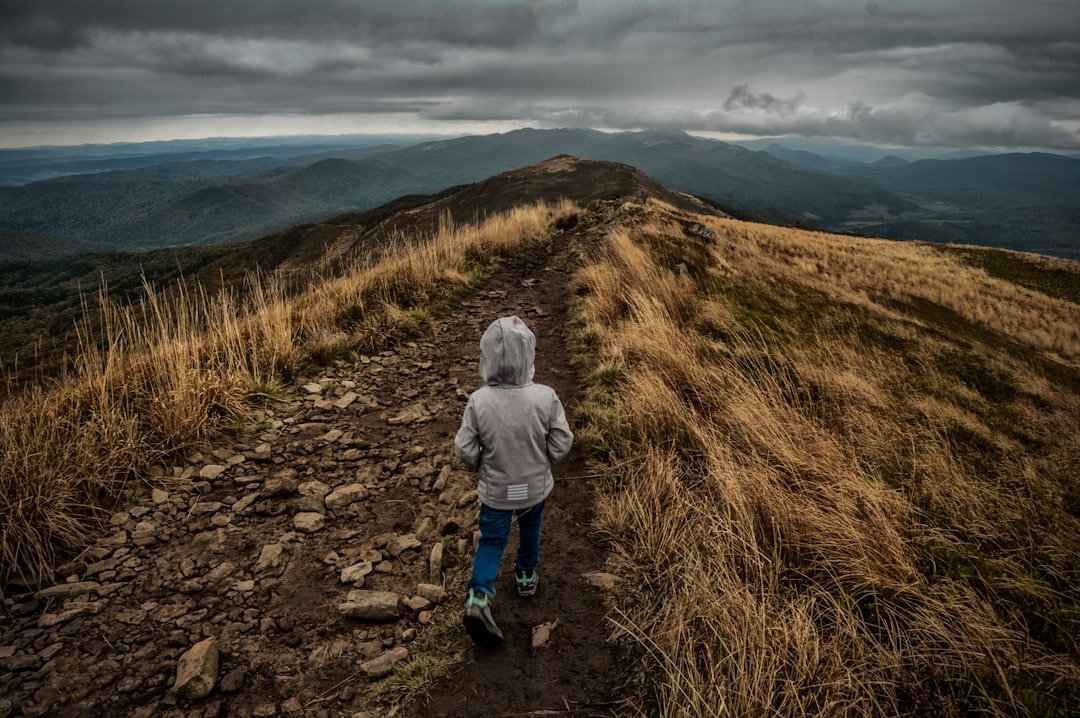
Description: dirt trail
xmin=0 ymin=232 xmax=624 ymax=717
xmin=402 ymin=236 xmax=622 ymax=718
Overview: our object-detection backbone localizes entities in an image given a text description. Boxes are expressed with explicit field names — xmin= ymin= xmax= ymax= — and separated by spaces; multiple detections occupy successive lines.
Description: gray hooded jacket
xmin=454 ymin=316 xmax=573 ymax=510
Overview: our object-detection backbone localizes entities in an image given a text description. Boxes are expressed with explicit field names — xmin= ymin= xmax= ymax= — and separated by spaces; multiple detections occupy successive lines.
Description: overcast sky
xmin=1 ymin=0 xmax=1078 ymax=150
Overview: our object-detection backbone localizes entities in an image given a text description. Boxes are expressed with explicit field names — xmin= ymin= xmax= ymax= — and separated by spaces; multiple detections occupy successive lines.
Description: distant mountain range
xmin=1 ymin=129 xmax=1078 ymax=261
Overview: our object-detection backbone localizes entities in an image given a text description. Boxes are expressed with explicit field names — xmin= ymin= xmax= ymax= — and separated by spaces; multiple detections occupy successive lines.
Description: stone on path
xmin=293 ymin=512 xmax=326 ymax=533
xmin=325 ymin=484 xmax=369 ymax=510
xmin=340 ymin=561 xmax=373 ymax=585
xmin=581 ymin=571 xmax=619 ymax=590
xmin=199 ymin=464 xmax=227 ymax=480
xmin=428 ymin=543 xmax=444 ymax=583
xmin=531 ymin=620 xmax=559 ymax=649
xmin=334 ymin=392 xmax=358 ymax=409
xmin=174 ymin=637 xmax=219 ymax=700
xmin=35 ymin=581 xmax=100 ymax=601
xmin=338 ymin=590 xmax=402 ymax=621
xmin=261 ymin=469 xmax=299 ymax=498
xmin=256 ymin=544 xmax=288 ymax=576
xmin=416 ymin=583 xmax=447 ymax=604
xmin=359 ymin=646 xmax=409 ymax=678
xmin=386 ymin=533 xmax=421 ymax=557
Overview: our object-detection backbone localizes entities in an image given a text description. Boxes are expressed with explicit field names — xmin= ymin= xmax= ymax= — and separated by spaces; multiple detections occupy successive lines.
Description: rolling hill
xmin=4 ymin=129 xmax=1078 ymax=261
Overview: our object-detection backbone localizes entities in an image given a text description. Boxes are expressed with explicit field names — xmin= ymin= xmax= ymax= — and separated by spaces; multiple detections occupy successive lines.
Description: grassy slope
xmin=0 ymin=203 xmax=565 ymax=587
xmin=568 ymin=200 xmax=1080 ymax=716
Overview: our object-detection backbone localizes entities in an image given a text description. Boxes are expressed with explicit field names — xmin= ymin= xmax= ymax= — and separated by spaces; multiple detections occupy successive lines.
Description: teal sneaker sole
xmin=463 ymin=608 xmax=504 ymax=648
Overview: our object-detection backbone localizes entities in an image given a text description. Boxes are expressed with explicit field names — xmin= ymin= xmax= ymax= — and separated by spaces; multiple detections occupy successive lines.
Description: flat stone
xmin=199 ymin=464 xmax=227 ymax=480
xmin=319 ymin=429 xmax=343 ymax=443
xmin=98 ymin=530 xmax=128 ymax=547
xmin=282 ymin=697 xmax=304 ymax=717
xmin=428 ymin=543 xmax=444 ymax=582
xmin=174 ymin=637 xmax=219 ymax=700
xmin=302 ymin=383 xmax=323 ymax=394
xmin=233 ymin=493 xmax=259 ymax=514
xmin=292 ymin=494 xmax=326 ymax=515
xmin=334 ymin=392 xmax=358 ymax=409
xmin=298 ymin=480 xmax=331 ymax=497
xmin=84 ymin=557 xmax=119 ymax=577
xmin=581 ymin=572 xmax=619 ymax=591
xmin=406 ymin=595 xmax=432 ymax=612
xmin=338 ymin=590 xmax=402 ymax=621
xmin=293 ymin=512 xmax=326 ymax=533
xmin=260 ymin=469 xmax=298 ymax=498
xmin=152 ymin=604 xmax=188 ymax=623
xmin=35 ymin=581 xmax=100 ymax=601
xmin=38 ymin=602 xmax=101 ymax=628
xmin=256 ymin=544 xmax=288 ymax=576
xmin=115 ymin=608 xmax=148 ymax=625
xmin=359 ymin=646 xmax=409 ymax=678
xmin=38 ymin=642 xmax=64 ymax=660
xmin=204 ymin=561 xmax=236 ymax=584
xmin=325 ymin=484 xmax=369 ymax=510
xmin=415 ymin=584 xmax=447 ymax=605
xmin=219 ymin=667 xmax=245 ymax=693
xmin=386 ymin=534 xmax=421 ymax=558
xmin=531 ymin=620 xmax=559 ymax=649
xmin=1 ymin=654 xmax=38 ymax=672
xmin=340 ymin=562 xmax=373 ymax=585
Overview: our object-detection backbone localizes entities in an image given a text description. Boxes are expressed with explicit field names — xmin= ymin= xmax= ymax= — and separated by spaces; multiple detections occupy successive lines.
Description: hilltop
xmin=2 ymin=157 xmax=1079 ymax=716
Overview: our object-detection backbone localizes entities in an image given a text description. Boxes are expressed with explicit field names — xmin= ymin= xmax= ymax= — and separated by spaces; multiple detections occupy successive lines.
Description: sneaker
xmin=515 ymin=568 xmax=539 ymax=597
xmin=463 ymin=589 xmax=503 ymax=647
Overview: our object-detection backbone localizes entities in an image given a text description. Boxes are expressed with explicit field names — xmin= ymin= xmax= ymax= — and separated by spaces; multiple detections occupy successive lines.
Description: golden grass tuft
xmin=572 ymin=204 xmax=1080 ymax=715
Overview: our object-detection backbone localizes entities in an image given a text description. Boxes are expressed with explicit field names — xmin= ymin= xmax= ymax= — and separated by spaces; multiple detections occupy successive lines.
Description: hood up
xmin=479 ymin=315 xmax=536 ymax=387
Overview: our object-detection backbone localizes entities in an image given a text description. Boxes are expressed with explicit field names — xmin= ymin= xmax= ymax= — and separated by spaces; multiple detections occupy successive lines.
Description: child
xmin=454 ymin=315 xmax=574 ymax=647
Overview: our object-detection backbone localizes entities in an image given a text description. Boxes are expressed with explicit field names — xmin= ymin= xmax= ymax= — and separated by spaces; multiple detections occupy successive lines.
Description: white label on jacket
xmin=506 ymin=484 xmax=529 ymax=501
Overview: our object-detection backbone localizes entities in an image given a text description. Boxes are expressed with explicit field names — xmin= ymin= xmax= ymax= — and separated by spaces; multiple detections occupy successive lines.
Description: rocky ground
xmin=0 ymin=230 xmax=626 ymax=717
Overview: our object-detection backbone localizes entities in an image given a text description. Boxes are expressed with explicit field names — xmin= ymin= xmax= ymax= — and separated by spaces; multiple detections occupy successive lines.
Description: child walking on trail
xmin=454 ymin=315 xmax=574 ymax=647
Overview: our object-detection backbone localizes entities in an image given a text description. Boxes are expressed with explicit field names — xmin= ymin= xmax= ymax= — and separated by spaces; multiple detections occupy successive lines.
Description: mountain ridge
xmin=4 ymin=128 xmax=1078 ymax=260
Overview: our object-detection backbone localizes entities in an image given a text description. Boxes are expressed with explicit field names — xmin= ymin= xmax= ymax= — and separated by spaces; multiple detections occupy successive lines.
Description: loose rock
xmin=359 ymin=646 xmax=409 ymax=678
xmin=531 ymin=620 xmax=559 ymax=649
xmin=338 ymin=590 xmax=402 ymax=621
xmin=293 ymin=512 xmax=326 ymax=533
xmin=174 ymin=637 xmax=219 ymax=700
xmin=325 ymin=484 xmax=369 ymax=510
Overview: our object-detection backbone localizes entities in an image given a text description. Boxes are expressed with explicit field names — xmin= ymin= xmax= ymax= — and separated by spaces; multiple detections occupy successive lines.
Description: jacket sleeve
xmin=454 ymin=398 xmax=482 ymax=471
xmin=546 ymin=393 xmax=574 ymax=464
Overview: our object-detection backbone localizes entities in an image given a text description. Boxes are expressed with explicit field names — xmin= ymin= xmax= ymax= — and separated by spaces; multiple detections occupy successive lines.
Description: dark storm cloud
xmin=1 ymin=0 xmax=1079 ymax=149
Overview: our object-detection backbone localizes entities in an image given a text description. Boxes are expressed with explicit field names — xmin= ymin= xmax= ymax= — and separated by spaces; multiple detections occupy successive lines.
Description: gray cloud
xmin=724 ymin=85 xmax=806 ymax=116
xmin=1 ymin=0 xmax=1079 ymax=149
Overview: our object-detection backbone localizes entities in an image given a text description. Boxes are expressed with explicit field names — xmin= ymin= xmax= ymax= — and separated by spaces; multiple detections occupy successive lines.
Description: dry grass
xmin=571 ymin=203 xmax=1080 ymax=716
xmin=0 ymin=201 xmax=571 ymax=587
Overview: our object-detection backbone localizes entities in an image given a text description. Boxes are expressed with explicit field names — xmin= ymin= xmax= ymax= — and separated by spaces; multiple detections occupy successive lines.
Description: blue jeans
xmin=468 ymin=499 xmax=546 ymax=596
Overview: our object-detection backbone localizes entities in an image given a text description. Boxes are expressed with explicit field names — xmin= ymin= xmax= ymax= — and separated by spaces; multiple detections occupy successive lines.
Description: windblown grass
xmin=571 ymin=201 xmax=1080 ymax=716
xmin=0 ymin=202 xmax=570 ymax=587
